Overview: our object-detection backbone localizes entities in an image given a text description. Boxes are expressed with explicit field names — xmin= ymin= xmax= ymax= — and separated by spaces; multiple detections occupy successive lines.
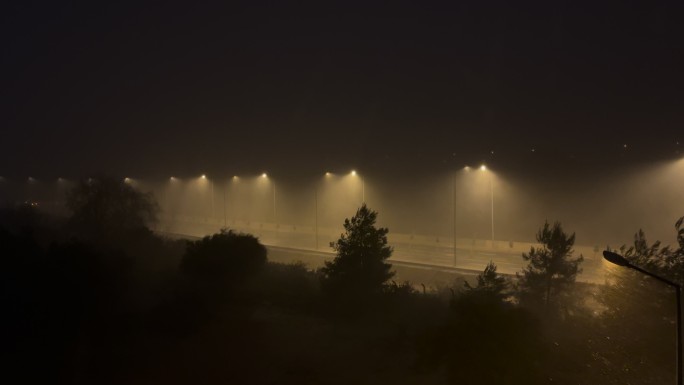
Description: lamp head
xmin=603 ymin=250 xmax=631 ymax=267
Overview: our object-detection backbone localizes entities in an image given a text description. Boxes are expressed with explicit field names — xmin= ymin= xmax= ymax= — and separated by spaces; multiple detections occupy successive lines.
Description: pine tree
xmin=517 ymin=221 xmax=583 ymax=308
xmin=464 ymin=261 xmax=509 ymax=301
xmin=320 ymin=204 xmax=394 ymax=297
xmin=594 ymin=219 xmax=684 ymax=384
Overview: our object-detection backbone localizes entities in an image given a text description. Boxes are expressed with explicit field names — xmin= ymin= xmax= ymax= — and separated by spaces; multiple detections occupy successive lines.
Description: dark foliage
xmin=464 ymin=261 xmax=509 ymax=300
xmin=180 ymin=229 xmax=267 ymax=288
xmin=427 ymin=286 xmax=543 ymax=384
xmin=66 ymin=176 xmax=158 ymax=240
xmin=320 ymin=204 xmax=394 ymax=301
xmin=5 ymin=191 xmax=682 ymax=385
xmin=593 ymin=217 xmax=684 ymax=384
xmin=1 ymin=227 xmax=136 ymax=384
xmin=251 ymin=261 xmax=322 ymax=313
xmin=517 ymin=221 xmax=584 ymax=311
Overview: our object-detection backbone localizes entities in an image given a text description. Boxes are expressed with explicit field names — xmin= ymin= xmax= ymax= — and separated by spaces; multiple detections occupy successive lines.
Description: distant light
xmin=351 ymin=170 xmax=357 ymax=176
xmin=490 ymin=150 xmax=494 ymax=154
xmin=201 ymin=174 xmax=207 ymax=179
xmin=124 ymin=177 xmax=131 ymax=182
xmin=480 ymin=165 xmax=487 ymax=171
xmin=464 ymin=166 xmax=471 ymax=171
xmin=531 ymin=148 xmax=536 ymax=152
xmin=233 ymin=175 xmax=238 ymax=179
xmin=57 ymin=177 xmax=63 ymax=182
xmin=325 ymin=172 xmax=331 ymax=176
xmin=261 ymin=173 xmax=268 ymax=178
xmin=623 ymin=144 xmax=628 ymax=149
xmin=28 ymin=177 xmax=35 ymax=182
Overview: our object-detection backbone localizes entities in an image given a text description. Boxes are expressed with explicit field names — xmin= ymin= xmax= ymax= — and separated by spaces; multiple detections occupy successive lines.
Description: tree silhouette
xmin=66 ymin=176 xmax=158 ymax=239
xmin=612 ymin=216 xmax=684 ymax=285
xmin=432 ymin=271 xmax=543 ymax=385
xmin=517 ymin=221 xmax=583 ymax=309
xmin=181 ymin=229 xmax=267 ymax=287
xmin=593 ymin=217 xmax=684 ymax=384
xmin=320 ymin=204 xmax=394 ymax=298
xmin=464 ymin=261 xmax=509 ymax=301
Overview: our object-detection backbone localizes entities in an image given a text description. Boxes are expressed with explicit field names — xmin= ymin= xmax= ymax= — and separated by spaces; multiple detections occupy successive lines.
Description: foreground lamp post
xmin=603 ymin=250 xmax=682 ymax=385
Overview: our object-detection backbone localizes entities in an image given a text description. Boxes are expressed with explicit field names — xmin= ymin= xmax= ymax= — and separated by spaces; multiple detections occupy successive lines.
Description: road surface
xmin=159 ymin=216 xmax=609 ymax=284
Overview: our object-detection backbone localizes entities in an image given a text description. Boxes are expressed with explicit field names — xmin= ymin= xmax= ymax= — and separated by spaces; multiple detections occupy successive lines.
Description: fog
xmin=152 ymin=160 xmax=681 ymax=252
xmin=4 ymin=159 xmax=682 ymax=268
xmin=2 ymin=161 xmax=683 ymax=384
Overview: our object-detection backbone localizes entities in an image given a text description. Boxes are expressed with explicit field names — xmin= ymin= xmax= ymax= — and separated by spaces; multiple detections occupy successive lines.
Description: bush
xmin=180 ymin=229 xmax=267 ymax=287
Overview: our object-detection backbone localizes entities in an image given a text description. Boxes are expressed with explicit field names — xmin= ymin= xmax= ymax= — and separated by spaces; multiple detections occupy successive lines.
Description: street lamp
xmin=315 ymin=172 xmax=333 ymax=250
xmin=223 ymin=178 xmax=227 ymax=227
xmin=603 ymin=250 xmax=682 ymax=385
xmin=199 ymin=174 xmax=213 ymax=219
xmin=453 ymin=171 xmax=457 ymax=266
xmin=351 ymin=170 xmax=364 ymax=204
xmin=168 ymin=176 xmax=179 ymax=219
xmin=315 ymin=185 xmax=318 ymax=249
xmin=261 ymin=173 xmax=276 ymax=224
xmin=452 ymin=165 xmax=474 ymax=267
xmin=229 ymin=176 xmax=240 ymax=225
xmin=481 ymin=165 xmax=494 ymax=244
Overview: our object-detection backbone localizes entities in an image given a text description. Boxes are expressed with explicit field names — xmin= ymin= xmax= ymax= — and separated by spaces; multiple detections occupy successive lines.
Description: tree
xmin=464 ymin=261 xmax=509 ymax=301
xmin=593 ymin=217 xmax=684 ymax=384
xmin=517 ymin=221 xmax=583 ymax=309
xmin=320 ymin=204 xmax=394 ymax=298
xmin=66 ymin=176 xmax=158 ymax=239
xmin=181 ymin=229 xmax=267 ymax=286
xmin=428 ymin=263 xmax=542 ymax=385
xmin=441 ymin=295 xmax=544 ymax=385
xmin=611 ymin=217 xmax=684 ymax=285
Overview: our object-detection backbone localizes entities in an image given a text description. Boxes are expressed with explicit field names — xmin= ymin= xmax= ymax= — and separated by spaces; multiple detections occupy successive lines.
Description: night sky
xmin=3 ymin=0 xmax=682 ymax=180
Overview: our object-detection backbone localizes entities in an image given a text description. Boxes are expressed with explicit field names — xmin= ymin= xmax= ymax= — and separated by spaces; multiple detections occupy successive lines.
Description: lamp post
xmin=230 ymin=176 xmax=238 ymax=224
xmin=453 ymin=172 xmax=457 ymax=267
xmin=362 ymin=177 xmax=365 ymax=204
xmin=168 ymin=177 xmax=177 ymax=220
xmin=603 ymin=250 xmax=682 ymax=385
xmin=261 ymin=173 xmax=276 ymax=225
xmin=351 ymin=170 xmax=364 ymax=204
xmin=490 ymin=171 xmax=494 ymax=243
xmin=315 ymin=172 xmax=334 ymax=250
xmin=223 ymin=179 xmax=227 ymax=227
xmin=480 ymin=165 xmax=494 ymax=244
xmin=200 ymin=174 xmax=213 ymax=219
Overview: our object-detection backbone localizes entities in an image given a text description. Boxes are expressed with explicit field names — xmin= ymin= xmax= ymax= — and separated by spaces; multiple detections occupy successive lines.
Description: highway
xmin=158 ymin=216 xmax=609 ymax=284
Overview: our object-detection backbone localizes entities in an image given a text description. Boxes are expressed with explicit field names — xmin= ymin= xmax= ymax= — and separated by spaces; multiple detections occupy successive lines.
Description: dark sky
xmin=3 ymin=0 xmax=682 ymax=180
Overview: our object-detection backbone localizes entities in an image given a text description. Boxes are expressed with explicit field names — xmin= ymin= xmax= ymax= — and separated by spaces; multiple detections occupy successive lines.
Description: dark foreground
xmin=2 ymin=205 xmax=681 ymax=385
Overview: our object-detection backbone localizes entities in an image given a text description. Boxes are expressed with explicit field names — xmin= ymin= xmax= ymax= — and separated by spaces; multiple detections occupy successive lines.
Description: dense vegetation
xmin=1 ymin=178 xmax=683 ymax=384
